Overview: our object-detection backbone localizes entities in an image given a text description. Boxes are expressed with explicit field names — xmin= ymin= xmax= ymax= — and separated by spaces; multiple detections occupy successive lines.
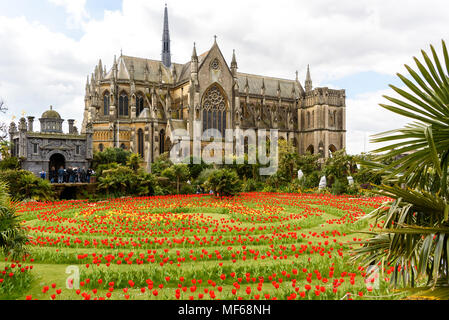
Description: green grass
xmin=0 ymin=194 xmax=407 ymax=300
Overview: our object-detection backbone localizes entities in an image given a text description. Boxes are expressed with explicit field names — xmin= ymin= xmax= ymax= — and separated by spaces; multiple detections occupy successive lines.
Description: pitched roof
xmin=236 ymin=72 xmax=304 ymax=99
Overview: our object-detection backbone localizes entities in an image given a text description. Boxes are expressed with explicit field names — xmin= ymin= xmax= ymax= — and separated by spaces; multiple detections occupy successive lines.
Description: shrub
xmin=0 ymin=157 xmax=21 ymax=170
xmin=180 ymin=184 xmax=195 ymax=195
xmin=97 ymin=165 xmax=157 ymax=197
xmin=0 ymin=170 xmax=54 ymax=201
xmin=205 ymin=169 xmax=241 ymax=197
xmin=186 ymin=157 xmax=211 ymax=180
xmin=151 ymin=153 xmax=173 ymax=176
xmin=161 ymin=164 xmax=190 ymax=194
xmin=0 ymin=181 xmax=29 ymax=260
xmin=92 ymin=148 xmax=131 ymax=169
xmin=242 ymin=178 xmax=262 ymax=192
xmin=195 ymin=168 xmax=219 ymax=187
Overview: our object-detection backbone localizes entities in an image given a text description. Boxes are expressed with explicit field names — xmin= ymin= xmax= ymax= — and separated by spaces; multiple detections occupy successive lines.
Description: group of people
xmin=42 ymin=166 xmax=95 ymax=184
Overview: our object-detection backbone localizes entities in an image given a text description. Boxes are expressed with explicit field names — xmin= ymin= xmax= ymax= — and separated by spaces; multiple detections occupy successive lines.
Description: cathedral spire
xmin=305 ymin=64 xmax=312 ymax=92
xmin=192 ymin=42 xmax=198 ymax=61
xmin=161 ymin=4 xmax=172 ymax=68
xmin=231 ymin=49 xmax=238 ymax=76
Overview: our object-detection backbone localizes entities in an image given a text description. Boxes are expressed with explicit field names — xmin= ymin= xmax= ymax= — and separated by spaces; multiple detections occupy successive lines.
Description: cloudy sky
xmin=0 ymin=0 xmax=448 ymax=154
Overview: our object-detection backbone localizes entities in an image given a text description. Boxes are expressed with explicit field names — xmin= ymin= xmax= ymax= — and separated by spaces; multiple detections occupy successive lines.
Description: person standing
xmin=67 ymin=167 xmax=74 ymax=183
xmin=80 ymin=167 xmax=87 ymax=183
xmin=58 ymin=166 xmax=64 ymax=184
xmin=50 ymin=167 xmax=56 ymax=183
xmin=86 ymin=168 xmax=91 ymax=183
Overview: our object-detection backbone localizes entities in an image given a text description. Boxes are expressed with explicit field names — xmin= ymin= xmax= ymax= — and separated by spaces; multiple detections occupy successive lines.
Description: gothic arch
xmin=46 ymin=149 xmax=70 ymax=163
xmin=159 ymin=129 xmax=166 ymax=154
xmin=103 ymin=90 xmax=110 ymax=116
xmin=201 ymin=83 xmax=228 ymax=135
xmin=329 ymin=144 xmax=338 ymax=158
xmin=306 ymin=145 xmax=314 ymax=155
xmin=137 ymin=129 xmax=144 ymax=158
xmin=136 ymin=92 xmax=145 ymax=117
xmin=118 ymin=91 xmax=129 ymax=116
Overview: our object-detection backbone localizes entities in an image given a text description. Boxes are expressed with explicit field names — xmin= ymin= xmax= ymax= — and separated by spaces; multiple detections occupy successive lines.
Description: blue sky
xmin=0 ymin=0 xmax=122 ymax=39
xmin=1 ymin=0 xmax=448 ymax=155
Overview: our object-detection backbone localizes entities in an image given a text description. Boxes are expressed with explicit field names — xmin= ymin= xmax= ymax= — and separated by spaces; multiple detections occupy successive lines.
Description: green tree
xmin=205 ymin=169 xmax=241 ymax=197
xmin=151 ymin=153 xmax=173 ymax=176
xmin=127 ymin=153 xmax=142 ymax=173
xmin=0 ymin=181 xmax=28 ymax=260
xmin=161 ymin=164 xmax=190 ymax=194
xmin=0 ymin=170 xmax=54 ymax=201
xmin=353 ymin=40 xmax=449 ymax=296
xmin=186 ymin=156 xmax=211 ymax=180
xmin=97 ymin=165 xmax=157 ymax=197
xmin=92 ymin=148 xmax=131 ymax=170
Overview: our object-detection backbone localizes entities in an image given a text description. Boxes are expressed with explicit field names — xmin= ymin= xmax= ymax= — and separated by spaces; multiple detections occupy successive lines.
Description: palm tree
xmin=0 ymin=181 xmax=28 ymax=260
xmin=352 ymin=40 xmax=449 ymax=298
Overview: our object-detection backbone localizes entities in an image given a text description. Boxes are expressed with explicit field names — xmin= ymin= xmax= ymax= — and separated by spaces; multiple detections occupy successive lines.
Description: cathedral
xmin=82 ymin=5 xmax=346 ymax=170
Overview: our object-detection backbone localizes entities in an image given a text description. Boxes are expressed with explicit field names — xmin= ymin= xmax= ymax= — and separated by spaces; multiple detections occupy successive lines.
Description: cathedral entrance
xmin=49 ymin=153 xmax=66 ymax=173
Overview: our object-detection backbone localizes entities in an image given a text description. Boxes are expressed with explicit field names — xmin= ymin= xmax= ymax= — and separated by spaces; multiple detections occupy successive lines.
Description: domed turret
xmin=41 ymin=105 xmax=61 ymax=120
xmin=40 ymin=106 xmax=64 ymax=133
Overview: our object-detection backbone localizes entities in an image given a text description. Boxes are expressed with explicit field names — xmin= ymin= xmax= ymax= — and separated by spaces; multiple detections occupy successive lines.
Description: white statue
xmin=347 ymin=176 xmax=354 ymax=186
xmin=297 ymin=169 xmax=304 ymax=181
xmin=319 ymin=176 xmax=327 ymax=190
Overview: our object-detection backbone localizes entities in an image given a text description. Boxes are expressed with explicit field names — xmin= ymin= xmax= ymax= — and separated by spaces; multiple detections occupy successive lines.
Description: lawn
xmin=0 ymin=192 xmax=407 ymax=300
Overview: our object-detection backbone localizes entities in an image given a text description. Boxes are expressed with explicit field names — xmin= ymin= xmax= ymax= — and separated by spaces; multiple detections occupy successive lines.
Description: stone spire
xmin=305 ymin=64 xmax=312 ymax=92
xmin=161 ymin=4 xmax=172 ymax=68
xmin=191 ymin=42 xmax=198 ymax=74
xmin=231 ymin=49 xmax=238 ymax=76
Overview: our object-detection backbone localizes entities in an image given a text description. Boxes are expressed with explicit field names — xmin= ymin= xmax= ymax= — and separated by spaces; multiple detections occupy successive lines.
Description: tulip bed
xmin=0 ymin=192 xmax=406 ymax=300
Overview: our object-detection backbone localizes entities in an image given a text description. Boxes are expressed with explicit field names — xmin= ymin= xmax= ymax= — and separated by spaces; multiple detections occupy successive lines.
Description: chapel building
xmin=82 ymin=5 xmax=346 ymax=170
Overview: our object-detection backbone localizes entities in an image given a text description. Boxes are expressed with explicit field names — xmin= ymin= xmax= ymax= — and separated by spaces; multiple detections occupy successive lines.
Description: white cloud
xmin=346 ymin=88 xmax=412 ymax=155
xmin=48 ymin=0 xmax=89 ymax=29
xmin=1 ymin=0 xmax=448 ymax=153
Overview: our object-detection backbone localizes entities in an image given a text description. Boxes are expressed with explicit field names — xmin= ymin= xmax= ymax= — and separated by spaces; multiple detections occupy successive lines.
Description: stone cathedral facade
xmin=82 ymin=5 xmax=346 ymax=170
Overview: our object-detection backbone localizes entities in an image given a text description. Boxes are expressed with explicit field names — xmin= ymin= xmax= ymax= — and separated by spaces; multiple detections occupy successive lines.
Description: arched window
xmin=137 ymin=129 xmax=144 ymax=158
xmin=136 ymin=95 xmax=144 ymax=117
xmin=119 ymin=92 xmax=129 ymax=116
xmin=103 ymin=93 xmax=110 ymax=116
xmin=202 ymin=85 xmax=227 ymax=136
xmin=244 ymin=137 xmax=249 ymax=155
xmin=99 ymin=143 xmax=104 ymax=152
xmin=329 ymin=144 xmax=337 ymax=158
xmin=306 ymin=145 xmax=314 ymax=155
xmin=159 ymin=130 xmax=165 ymax=154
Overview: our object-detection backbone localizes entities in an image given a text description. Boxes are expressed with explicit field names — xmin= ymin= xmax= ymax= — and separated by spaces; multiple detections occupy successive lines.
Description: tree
xmin=322 ymin=149 xmax=354 ymax=194
xmin=205 ymin=169 xmax=241 ymax=197
xmin=0 ymin=170 xmax=54 ymax=201
xmin=161 ymin=164 xmax=190 ymax=194
xmin=353 ymin=40 xmax=449 ymax=296
xmin=0 ymin=181 xmax=28 ymax=260
xmin=127 ymin=153 xmax=142 ymax=173
xmin=92 ymin=148 xmax=131 ymax=170
xmin=277 ymin=139 xmax=299 ymax=181
xmin=151 ymin=152 xmax=173 ymax=176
